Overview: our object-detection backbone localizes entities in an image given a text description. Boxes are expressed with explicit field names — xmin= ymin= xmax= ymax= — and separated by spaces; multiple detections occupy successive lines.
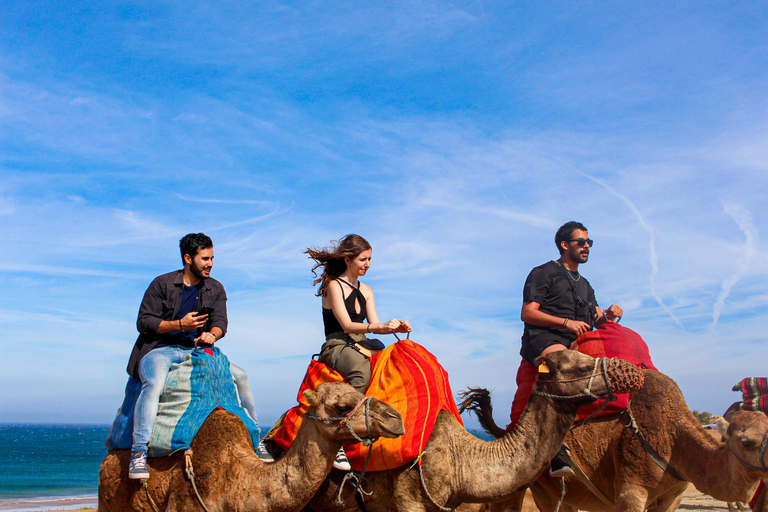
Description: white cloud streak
xmin=580 ymin=172 xmax=685 ymax=329
xmin=711 ymin=203 xmax=758 ymax=328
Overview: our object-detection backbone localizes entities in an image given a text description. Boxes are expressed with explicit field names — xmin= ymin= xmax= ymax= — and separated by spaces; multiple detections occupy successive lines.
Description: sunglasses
xmin=567 ymin=238 xmax=594 ymax=247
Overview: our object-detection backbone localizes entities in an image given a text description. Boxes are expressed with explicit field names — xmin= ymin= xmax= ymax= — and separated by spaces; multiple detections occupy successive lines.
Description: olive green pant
xmin=319 ymin=333 xmax=373 ymax=393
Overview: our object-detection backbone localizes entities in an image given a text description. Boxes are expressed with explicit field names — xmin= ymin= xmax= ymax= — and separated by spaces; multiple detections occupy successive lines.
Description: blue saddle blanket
xmin=106 ymin=347 xmax=260 ymax=457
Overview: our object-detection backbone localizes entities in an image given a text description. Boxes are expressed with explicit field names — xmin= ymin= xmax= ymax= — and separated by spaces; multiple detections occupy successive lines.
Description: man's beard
xmin=191 ymin=264 xmax=208 ymax=280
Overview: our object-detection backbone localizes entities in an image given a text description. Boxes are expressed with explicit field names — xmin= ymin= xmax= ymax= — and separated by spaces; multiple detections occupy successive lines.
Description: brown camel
xmin=302 ymin=350 xmax=644 ymax=512
xmin=463 ymin=369 xmax=768 ymax=512
xmin=98 ymin=382 xmax=404 ymax=512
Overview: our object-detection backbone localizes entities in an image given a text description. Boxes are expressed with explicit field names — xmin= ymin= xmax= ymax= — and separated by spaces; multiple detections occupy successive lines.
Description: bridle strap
xmin=729 ymin=429 xmax=768 ymax=473
xmin=340 ymin=396 xmax=370 ymax=426
xmin=533 ymin=358 xmax=612 ymax=401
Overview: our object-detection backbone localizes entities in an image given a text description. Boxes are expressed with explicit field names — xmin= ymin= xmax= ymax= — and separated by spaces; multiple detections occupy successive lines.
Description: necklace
xmin=566 ymin=268 xmax=581 ymax=282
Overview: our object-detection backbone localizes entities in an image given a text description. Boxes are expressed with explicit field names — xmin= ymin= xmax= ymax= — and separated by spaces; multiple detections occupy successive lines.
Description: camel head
xmin=534 ymin=350 xmax=644 ymax=404
xmin=303 ymin=382 xmax=405 ymax=443
xmin=718 ymin=410 xmax=768 ymax=474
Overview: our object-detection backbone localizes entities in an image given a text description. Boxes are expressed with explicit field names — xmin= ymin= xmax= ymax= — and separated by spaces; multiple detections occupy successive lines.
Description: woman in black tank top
xmin=306 ymin=234 xmax=412 ymax=347
xmin=305 ymin=234 xmax=412 ymax=470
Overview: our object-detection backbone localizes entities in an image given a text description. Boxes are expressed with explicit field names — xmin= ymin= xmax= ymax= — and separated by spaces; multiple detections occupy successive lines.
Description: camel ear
xmin=303 ymin=389 xmax=320 ymax=407
xmin=716 ymin=416 xmax=730 ymax=438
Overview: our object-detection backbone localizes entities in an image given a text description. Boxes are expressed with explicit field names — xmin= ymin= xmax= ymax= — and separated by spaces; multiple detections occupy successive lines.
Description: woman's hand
xmin=381 ymin=319 xmax=412 ymax=333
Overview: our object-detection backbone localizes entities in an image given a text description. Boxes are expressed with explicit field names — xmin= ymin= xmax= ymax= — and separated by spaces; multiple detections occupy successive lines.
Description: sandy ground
xmin=1 ymin=483 xmax=737 ymax=512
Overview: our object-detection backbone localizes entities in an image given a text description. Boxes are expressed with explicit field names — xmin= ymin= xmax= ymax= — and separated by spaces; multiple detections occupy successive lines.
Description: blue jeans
xmin=132 ymin=345 xmax=259 ymax=454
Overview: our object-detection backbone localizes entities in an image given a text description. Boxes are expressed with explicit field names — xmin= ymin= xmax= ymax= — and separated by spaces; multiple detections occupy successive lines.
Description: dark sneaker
xmin=333 ymin=447 xmax=351 ymax=471
xmin=549 ymin=447 xmax=575 ymax=478
xmin=257 ymin=440 xmax=274 ymax=462
xmin=129 ymin=451 xmax=150 ymax=480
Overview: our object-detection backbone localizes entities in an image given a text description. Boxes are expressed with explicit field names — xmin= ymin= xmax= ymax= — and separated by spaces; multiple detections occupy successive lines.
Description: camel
xmin=302 ymin=350 xmax=645 ymax=512
xmin=98 ymin=382 xmax=405 ymax=512
xmin=462 ymin=369 xmax=768 ymax=512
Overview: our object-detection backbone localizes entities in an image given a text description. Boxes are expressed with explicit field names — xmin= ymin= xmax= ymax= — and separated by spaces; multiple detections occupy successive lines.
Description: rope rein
xmin=142 ymin=480 xmax=160 ymax=512
xmin=417 ymin=457 xmax=455 ymax=512
xmin=624 ymin=409 xmax=685 ymax=481
xmin=185 ymin=449 xmax=212 ymax=512
xmin=141 ymin=451 xmax=209 ymax=512
xmin=304 ymin=395 xmax=380 ymax=504
xmin=553 ymin=477 xmax=567 ymax=512
xmin=533 ymin=358 xmax=613 ymax=401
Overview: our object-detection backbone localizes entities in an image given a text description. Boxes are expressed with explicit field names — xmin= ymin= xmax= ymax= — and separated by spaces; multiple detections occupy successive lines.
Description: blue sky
xmin=1 ymin=1 xmax=766 ymax=428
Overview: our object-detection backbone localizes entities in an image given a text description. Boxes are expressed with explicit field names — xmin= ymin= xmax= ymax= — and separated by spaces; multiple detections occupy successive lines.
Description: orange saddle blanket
xmin=507 ymin=323 xmax=657 ymax=431
xmin=269 ymin=339 xmax=463 ymax=471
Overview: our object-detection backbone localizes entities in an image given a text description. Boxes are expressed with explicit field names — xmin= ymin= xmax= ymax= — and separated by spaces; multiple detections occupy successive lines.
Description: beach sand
xmin=0 ymin=495 xmax=97 ymax=512
xmin=0 ymin=484 xmax=738 ymax=512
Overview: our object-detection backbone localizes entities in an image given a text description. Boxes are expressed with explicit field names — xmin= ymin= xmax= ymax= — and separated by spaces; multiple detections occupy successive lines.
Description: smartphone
xmin=197 ymin=306 xmax=215 ymax=316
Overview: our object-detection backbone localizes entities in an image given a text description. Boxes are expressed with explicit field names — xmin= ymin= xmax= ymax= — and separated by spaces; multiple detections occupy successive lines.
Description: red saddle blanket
xmin=269 ymin=339 xmax=463 ymax=471
xmin=507 ymin=323 xmax=657 ymax=431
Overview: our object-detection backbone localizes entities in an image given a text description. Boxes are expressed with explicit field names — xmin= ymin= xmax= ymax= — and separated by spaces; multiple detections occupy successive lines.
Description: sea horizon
xmin=0 ymin=420 xmax=492 ymax=512
xmin=0 ymin=422 xmax=109 ymax=511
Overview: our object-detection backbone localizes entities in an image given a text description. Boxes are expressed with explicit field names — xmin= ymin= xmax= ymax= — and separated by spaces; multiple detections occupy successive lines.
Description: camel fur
xmin=466 ymin=369 xmax=768 ymax=512
xmin=303 ymin=350 xmax=644 ymax=512
xmin=98 ymin=382 xmax=404 ymax=512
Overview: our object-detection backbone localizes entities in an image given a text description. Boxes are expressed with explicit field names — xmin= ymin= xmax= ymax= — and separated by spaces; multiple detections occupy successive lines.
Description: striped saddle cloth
xmin=266 ymin=339 xmax=463 ymax=471
xmin=106 ymin=347 xmax=260 ymax=457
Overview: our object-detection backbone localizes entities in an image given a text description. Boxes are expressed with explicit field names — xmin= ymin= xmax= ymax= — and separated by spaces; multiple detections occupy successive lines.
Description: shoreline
xmin=0 ymin=495 xmax=97 ymax=512
xmin=0 ymin=485 xmax=733 ymax=512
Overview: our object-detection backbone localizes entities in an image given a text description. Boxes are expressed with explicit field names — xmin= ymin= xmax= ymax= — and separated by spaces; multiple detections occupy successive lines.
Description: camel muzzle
xmin=604 ymin=358 xmax=645 ymax=394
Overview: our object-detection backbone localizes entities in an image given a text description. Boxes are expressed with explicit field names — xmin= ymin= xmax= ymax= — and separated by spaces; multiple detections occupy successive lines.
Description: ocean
xmin=0 ymin=423 xmax=109 ymax=509
xmin=0 ymin=422 xmax=492 ymax=510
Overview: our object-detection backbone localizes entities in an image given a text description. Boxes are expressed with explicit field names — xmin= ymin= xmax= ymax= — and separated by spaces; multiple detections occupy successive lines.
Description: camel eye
xmin=740 ymin=437 xmax=757 ymax=449
xmin=335 ymin=403 xmax=354 ymax=414
xmin=577 ymin=365 xmax=592 ymax=375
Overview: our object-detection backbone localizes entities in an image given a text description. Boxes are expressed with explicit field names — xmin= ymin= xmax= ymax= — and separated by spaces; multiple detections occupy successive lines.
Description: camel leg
xmin=487 ymin=488 xmax=528 ymax=512
xmin=647 ymin=491 xmax=684 ymax=512
xmin=529 ymin=481 xmax=576 ymax=512
xmin=614 ymin=485 xmax=649 ymax=512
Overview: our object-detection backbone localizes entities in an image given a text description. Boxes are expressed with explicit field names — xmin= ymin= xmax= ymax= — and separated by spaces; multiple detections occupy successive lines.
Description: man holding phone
xmin=125 ymin=233 xmax=258 ymax=478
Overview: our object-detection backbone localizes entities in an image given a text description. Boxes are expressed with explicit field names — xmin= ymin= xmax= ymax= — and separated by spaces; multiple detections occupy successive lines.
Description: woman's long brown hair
xmin=304 ymin=234 xmax=372 ymax=297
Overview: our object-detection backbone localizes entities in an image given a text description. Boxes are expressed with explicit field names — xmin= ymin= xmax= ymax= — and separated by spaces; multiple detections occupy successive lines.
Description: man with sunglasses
xmin=520 ymin=221 xmax=623 ymax=476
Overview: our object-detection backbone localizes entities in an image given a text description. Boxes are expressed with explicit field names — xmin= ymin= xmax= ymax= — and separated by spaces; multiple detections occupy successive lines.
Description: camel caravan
xmin=98 ymin=231 xmax=768 ymax=512
xmin=98 ymin=326 xmax=768 ymax=512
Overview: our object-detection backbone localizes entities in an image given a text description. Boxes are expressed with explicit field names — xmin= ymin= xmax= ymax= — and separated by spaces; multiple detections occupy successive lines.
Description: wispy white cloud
xmin=175 ymin=193 xmax=275 ymax=206
xmin=580 ymin=173 xmax=685 ymax=329
xmin=2 ymin=1 xmax=768 ymax=424
xmin=711 ymin=203 xmax=757 ymax=328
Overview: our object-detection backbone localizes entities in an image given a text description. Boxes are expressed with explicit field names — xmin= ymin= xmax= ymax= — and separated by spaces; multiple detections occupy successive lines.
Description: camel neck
xmin=451 ymin=393 xmax=578 ymax=502
xmin=240 ymin=417 xmax=339 ymax=512
xmin=665 ymin=416 xmax=761 ymax=502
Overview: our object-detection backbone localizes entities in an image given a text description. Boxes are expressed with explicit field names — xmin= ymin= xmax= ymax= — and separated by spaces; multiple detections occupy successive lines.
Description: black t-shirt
xmin=520 ymin=260 xmax=598 ymax=361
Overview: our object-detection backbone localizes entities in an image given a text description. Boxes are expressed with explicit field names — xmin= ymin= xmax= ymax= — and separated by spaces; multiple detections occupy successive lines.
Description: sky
xmin=1 ymin=1 xmax=767 ymax=430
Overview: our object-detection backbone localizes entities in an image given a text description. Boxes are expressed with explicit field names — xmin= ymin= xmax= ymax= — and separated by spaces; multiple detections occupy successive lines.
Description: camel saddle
xmin=266 ymin=338 xmax=463 ymax=471
xmin=106 ymin=347 xmax=260 ymax=457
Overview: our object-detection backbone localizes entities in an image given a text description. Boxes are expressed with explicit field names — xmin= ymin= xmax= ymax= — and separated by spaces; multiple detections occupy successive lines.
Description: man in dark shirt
xmin=126 ymin=233 xmax=259 ymax=479
xmin=520 ymin=221 xmax=623 ymax=476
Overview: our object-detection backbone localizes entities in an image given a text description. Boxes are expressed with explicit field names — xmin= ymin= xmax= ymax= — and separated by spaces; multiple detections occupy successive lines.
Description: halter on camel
xmin=727 ymin=428 xmax=768 ymax=474
xmin=305 ymin=395 xmax=379 ymax=504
